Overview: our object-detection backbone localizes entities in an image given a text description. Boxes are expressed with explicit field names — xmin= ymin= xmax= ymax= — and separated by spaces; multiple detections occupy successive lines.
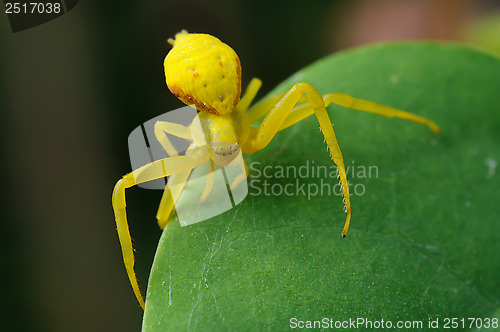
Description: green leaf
xmin=142 ymin=43 xmax=500 ymax=331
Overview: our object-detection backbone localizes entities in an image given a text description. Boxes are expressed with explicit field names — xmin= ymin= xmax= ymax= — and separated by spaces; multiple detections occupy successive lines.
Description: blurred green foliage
xmin=464 ymin=13 xmax=500 ymax=57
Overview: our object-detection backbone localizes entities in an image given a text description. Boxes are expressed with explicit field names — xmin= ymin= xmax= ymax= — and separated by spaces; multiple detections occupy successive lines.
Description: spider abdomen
xmin=164 ymin=31 xmax=242 ymax=116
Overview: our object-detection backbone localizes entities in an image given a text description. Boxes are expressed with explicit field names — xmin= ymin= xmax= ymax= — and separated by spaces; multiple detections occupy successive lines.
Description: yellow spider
xmin=112 ymin=30 xmax=440 ymax=309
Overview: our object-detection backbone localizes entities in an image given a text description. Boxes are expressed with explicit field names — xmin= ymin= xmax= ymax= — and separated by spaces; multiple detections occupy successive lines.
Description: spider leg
xmin=199 ymin=159 xmax=216 ymax=203
xmin=229 ymin=157 xmax=249 ymax=191
xmin=154 ymin=121 xmax=194 ymax=228
xmin=242 ymin=82 xmax=352 ymax=237
xmin=112 ymin=147 xmax=210 ymax=309
xmin=278 ymin=93 xmax=440 ymax=133
xmin=246 ymin=93 xmax=284 ymax=123
xmin=325 ymin=93 xmax=440 ymax=133
xmin=247 ymin=93 xmax=309 ymax=124
xmin=201 ymin=152 xmax=248 ymax=202
xmin=156 ymin=170 xmax=192 ymax=229
xmin=154 ymin=120 xmax=193 ymax=156
xmin=236 ymin=78 xmax=263 ymax=113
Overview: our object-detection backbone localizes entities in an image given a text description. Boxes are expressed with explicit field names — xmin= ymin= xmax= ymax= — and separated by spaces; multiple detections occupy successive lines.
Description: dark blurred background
xmin=1 ymin=0 xmax=499 ymax=331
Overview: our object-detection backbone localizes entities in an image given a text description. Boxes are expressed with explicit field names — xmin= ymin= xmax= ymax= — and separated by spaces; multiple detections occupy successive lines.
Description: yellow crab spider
xmin=112 ymin=30 xmax=440 ymax=309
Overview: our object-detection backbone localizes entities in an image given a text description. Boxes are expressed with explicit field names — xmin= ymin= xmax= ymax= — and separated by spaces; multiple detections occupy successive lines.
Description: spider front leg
xmin=154 ymin=121 xmax=195 ymax=229
xmin=154 ymin=120 xmax=193 ymax=156
xmin=112 ymin=146 xmax=210 ymax=309
xmin=156 ymin=169 xmax=192 ymax=229
xmin=242 ymin=82 xmax=352 ymax=237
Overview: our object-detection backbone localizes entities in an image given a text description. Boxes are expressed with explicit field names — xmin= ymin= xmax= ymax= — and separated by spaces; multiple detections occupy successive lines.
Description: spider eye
xmin=210 ymin=142 xmax=241 ymax=168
